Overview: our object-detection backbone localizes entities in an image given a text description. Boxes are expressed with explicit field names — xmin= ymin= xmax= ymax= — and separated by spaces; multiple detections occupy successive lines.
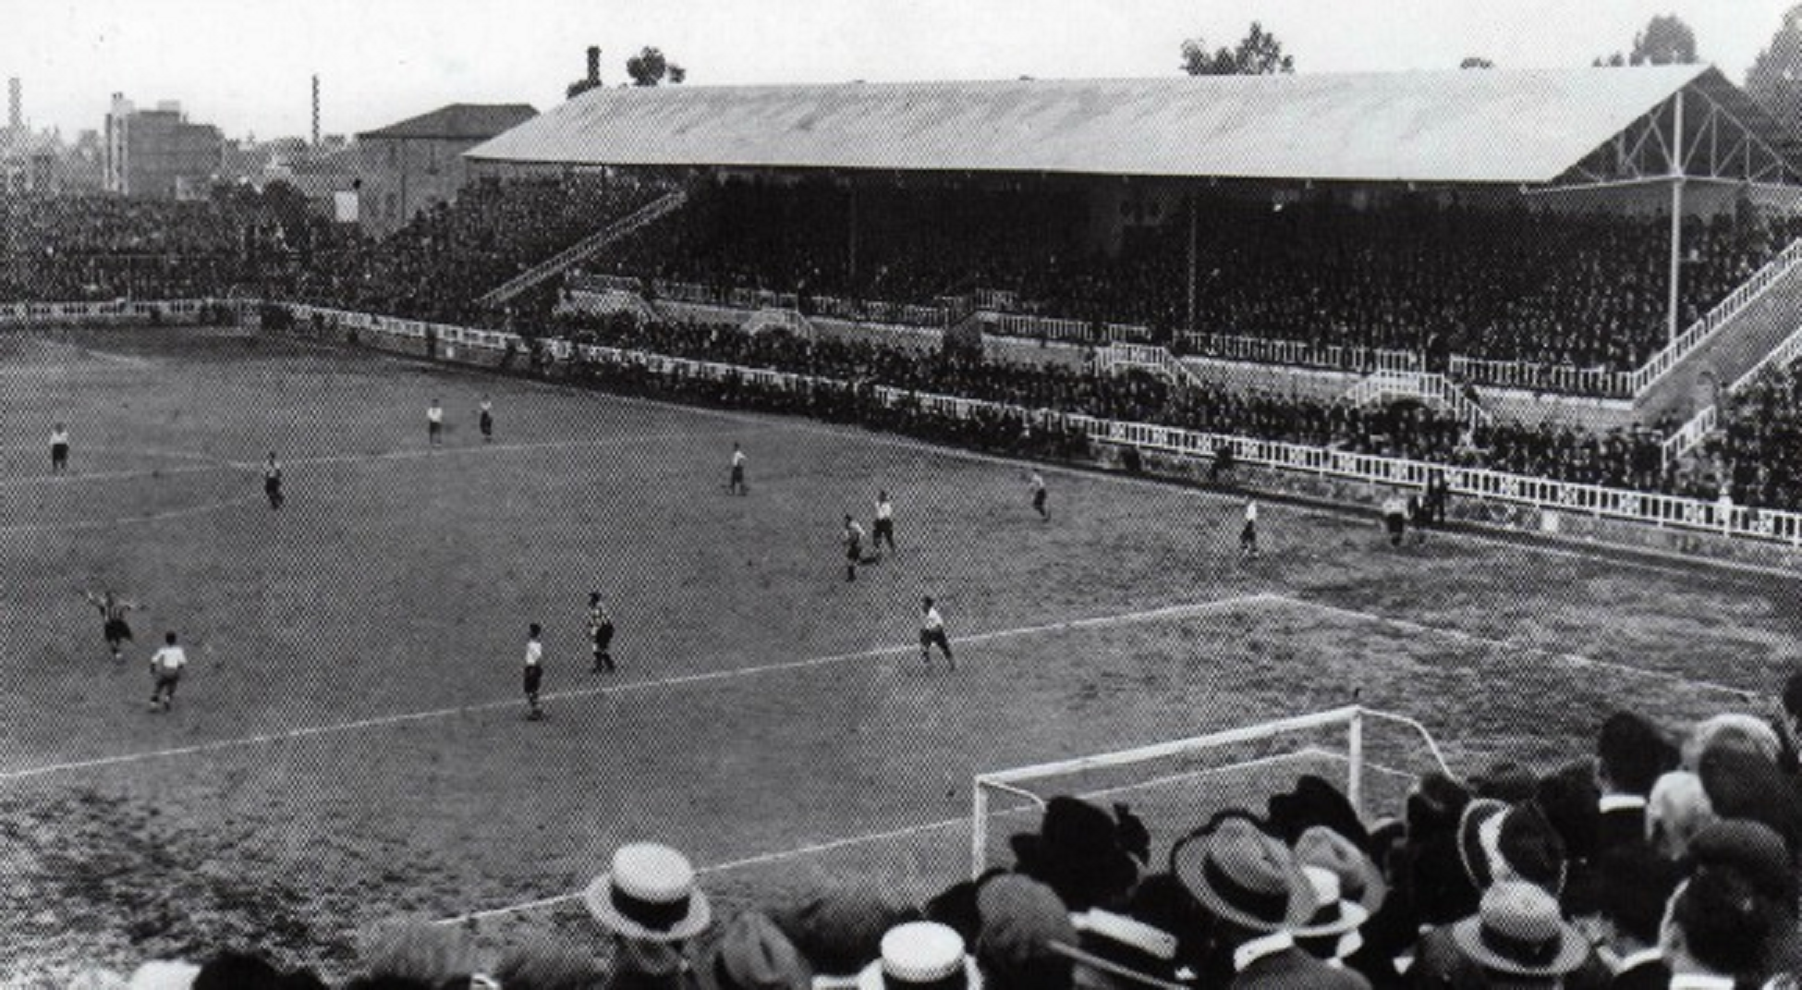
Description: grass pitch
xmin=2 ymin=326 xmax=1800 ymax=980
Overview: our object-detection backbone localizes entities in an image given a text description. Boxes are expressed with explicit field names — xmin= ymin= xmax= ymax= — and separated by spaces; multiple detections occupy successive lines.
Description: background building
xmin=103 ymin=94 xmax=223 ymax=199
xmin=355 ymin=103 xmax=536 ymax=236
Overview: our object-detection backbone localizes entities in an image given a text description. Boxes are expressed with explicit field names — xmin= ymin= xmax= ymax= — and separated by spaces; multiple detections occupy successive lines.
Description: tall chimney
xmin=8 ymin=78 xmax=20 ymax=131
xmin=311 ymin=74 xmax=321 ymax=146
xmin=586 ymin=46 xmax=601 ymax=85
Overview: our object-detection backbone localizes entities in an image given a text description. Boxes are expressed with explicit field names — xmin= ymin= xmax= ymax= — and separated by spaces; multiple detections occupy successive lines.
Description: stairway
xmin=479 ymin=189 xmax=689 ymax=309
xmin=1343 ymin=370 xmax=1492 ymax=425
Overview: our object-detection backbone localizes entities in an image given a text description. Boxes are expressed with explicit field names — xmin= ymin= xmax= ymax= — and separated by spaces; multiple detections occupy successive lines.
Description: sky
xmin=2 ymin=0 xmax=1793 ymax=141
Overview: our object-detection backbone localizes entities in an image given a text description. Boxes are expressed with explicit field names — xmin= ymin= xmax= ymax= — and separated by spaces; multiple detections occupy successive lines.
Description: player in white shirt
xmin=919 ymin=596 xmax=954 ymax=671
xmin=427 ymin=399 xmax=445 ymax=446
xmin=728 ymin=443 xmax=748 ymax=495
xmin=1029 ymin=471 xmax=1049 ymax=520
xmin=49 ymin=422 xmax=70 ymax=474
xmin=1241 ymin=499 xmax=1260 ymax=560
xmin=523 ymin=623 xmax=545 ymax=720
xmin=873 ymin=490 xmax=896 ymax=555
xmin=843 ymin=516 xmax=866 ymax=582
xmin=148 ymin=631 xmax=187 ymax=712
xmin=1381 ymin=492 xmax=1408 ymax=547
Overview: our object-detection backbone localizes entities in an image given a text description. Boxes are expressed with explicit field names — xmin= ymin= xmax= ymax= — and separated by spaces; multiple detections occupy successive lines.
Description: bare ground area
xmin=3 ymin=327 xmax=1800 ymax=984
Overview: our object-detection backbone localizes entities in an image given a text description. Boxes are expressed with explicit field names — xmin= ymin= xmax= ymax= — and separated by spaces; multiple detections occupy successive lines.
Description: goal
xmin=969 ymin=705 xmax=1452 ymax=878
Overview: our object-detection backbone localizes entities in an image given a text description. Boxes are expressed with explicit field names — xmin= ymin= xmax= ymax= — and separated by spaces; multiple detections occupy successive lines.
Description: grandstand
xmin=15 ymin=62 xmax=1802 ymax=989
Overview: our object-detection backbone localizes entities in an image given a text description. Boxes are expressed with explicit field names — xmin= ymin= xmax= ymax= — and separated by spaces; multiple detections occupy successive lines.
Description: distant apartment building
xmin=355 ymin=103 xmax=536 ymax=236
xmin=104 ymin=95 xmax=223 ymax=199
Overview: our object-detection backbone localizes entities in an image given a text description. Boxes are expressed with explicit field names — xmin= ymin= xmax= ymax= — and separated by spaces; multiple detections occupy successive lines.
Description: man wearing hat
xmin=1660 ymin=870 xmax=1775 ymax=990
xmin=695 ymin=912 xmax=813 ymax=990
xmin=1457 ymin=800 xmax=1567 ymax=896
xmin=1064 ymin=908 xmax=1183 ymax=989
xmin=586 ymin=843 xmax=714 ymax=989
xmin=858 ymin=921 xmax=982 ymax=989
xmin=974 ymin=874 xmax=1075 ymax=990
xmin=1009 ymin=796 xmax=1140 ymax=912
xmin=1171 ymin=814 xmax=1370 ymax=990
xmin=1423 ymin=881 xmax=1590 ymax=990
xmin=1293 ymin=827 xmax=1390 ymax=986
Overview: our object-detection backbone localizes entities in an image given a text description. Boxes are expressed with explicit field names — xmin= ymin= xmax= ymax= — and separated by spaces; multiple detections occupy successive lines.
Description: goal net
xmin=969 ymin=706 xmax=1452 ymax=878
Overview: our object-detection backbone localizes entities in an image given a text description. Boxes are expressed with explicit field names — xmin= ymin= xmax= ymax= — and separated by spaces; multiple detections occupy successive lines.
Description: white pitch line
xmin=1275 ymin=594 xmax=1765 ymax=699
xmin=0 ymin=594 xmax=1280 ymax=784
xmin=0 ymin=493 xmax=268 ymax=534
xmin=444 ymin=744 xmax=1345 ymax=925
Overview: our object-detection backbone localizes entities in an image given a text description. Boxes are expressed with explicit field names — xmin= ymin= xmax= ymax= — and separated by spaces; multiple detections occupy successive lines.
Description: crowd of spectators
xmin=61 ymin=692 xmax=1802 ymax=990
xmin=291 ymin=175 xmax=672 ymax=324
xmin=1710 ymin=365 xmax=1802 ymax=513
xmin=0 ymin=194 xmax=271 ymax=301
xmin=591 ymin=178 xmax=1800 ymax=373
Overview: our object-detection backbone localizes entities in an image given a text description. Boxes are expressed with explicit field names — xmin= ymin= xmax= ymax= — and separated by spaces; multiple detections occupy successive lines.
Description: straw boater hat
xmin=1293 ymin=826 xmax=1387 ymax=926
xmin=585 ymin=843 xmax=713 ymax=942
xmin=1449 ymin=882 xmax=1587 ymax=977
xmin=857 ymin=922 xmax=983 ymax=990
xmin=1170 ymin=815 xmax=1314 ymax=932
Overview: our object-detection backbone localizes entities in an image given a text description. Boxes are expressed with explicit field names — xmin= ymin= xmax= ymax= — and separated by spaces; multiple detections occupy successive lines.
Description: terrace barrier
xmin=278 ymin=302 xmax=1802 ymax=548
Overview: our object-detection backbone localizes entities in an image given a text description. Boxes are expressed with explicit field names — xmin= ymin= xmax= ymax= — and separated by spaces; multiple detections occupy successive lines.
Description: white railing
xmin=0 ymin=298 xmax=237 ymax=326
xmin=1177 ymin=331 xmax=1422 ymax=375
xmin=1102 ymin=342 xmax=1208 ymax=391
xmin=1627 ymin=236 xmax=1802 ymax=397
xmin=1661 ymin=404 xmax=1718 ymax=468
xmin=276 ymin=302 xmax=1802 ymax=547
xmin=1446 ymin=356 xmax=1636 ymax=398
xmin=1730 ymin=318 xmax=1802 ymax=394
xmin=567 ymin=272 xmax=645 ymax=295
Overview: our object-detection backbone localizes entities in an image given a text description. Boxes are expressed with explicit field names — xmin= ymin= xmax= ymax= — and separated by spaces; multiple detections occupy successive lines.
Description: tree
xmin=1181 ymin=21 xmax=1294 ymax=76
xmin=1460 ymin=56 xmax=1496 ymax=69
xmin=626 ymin=47 xmax=686 ymax=87
xmin=1597 ymin=14 xmax=1700 ymax=67
xmin=1747 ymin=5 xmax=1802 ymax=135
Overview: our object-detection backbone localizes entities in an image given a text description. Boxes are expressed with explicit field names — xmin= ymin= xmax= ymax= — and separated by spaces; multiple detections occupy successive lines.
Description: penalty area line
xmin=0 ymin=593 xmax=1281 ymax=785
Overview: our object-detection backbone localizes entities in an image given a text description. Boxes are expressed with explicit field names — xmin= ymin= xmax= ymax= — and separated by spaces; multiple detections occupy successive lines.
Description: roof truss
xmin=1547 ymin=80 xmax=1802 ymax=192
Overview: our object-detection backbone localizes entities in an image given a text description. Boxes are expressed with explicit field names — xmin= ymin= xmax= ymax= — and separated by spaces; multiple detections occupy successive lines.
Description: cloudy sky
xmin=3 ymin=0 xmax=1791 ymax=140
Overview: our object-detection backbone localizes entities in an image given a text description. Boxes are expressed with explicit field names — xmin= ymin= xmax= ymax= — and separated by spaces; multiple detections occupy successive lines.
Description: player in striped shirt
xmin=843 ymin=516 xmax=866 ymax=582
xmin=263 ymin=452 xmax=284 ymax=510
xmin=524 ymin=623 xmax=545 ymax=720
xmin=587 ymin=593 xmax=616 ymax=673
xmin=920 ymin=597 xmax=954 ymax=671
xmin=83 ymin=589 xmax=140 ymax=661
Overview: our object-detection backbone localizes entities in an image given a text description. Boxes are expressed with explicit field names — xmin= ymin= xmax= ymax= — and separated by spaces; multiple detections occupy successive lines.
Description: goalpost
xmin=969 ymin=705 xmax=1453 ymax=878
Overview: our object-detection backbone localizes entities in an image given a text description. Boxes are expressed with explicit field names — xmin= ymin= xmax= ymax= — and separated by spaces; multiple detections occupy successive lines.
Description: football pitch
xmin=3 ymin=325 xmax=1801 ymax=979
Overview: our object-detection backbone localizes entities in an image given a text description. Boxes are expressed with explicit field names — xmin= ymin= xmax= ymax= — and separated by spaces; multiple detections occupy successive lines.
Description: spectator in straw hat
xmin=974 ymin=874 xmax=1076 ymax=990
xmin=585 ymin=843 xmax=714 ymax=990
xmin=857 ymin=921 xmax=982 ymax=989
xmin=1426 ymin=881 xmax=1590 ymax=990
xmin=1065 ymin=907 xmax=1183 ymax=989
xmin=1681 ymin=714 xmax=1782 ymax=772
xmin=1170 ymin=813 xmax=1369 ymax=990
xmin=695 ymin=912 xmax=812 ymax=990
xmin=1293 ymin=827 xmax=1391 ymax=986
